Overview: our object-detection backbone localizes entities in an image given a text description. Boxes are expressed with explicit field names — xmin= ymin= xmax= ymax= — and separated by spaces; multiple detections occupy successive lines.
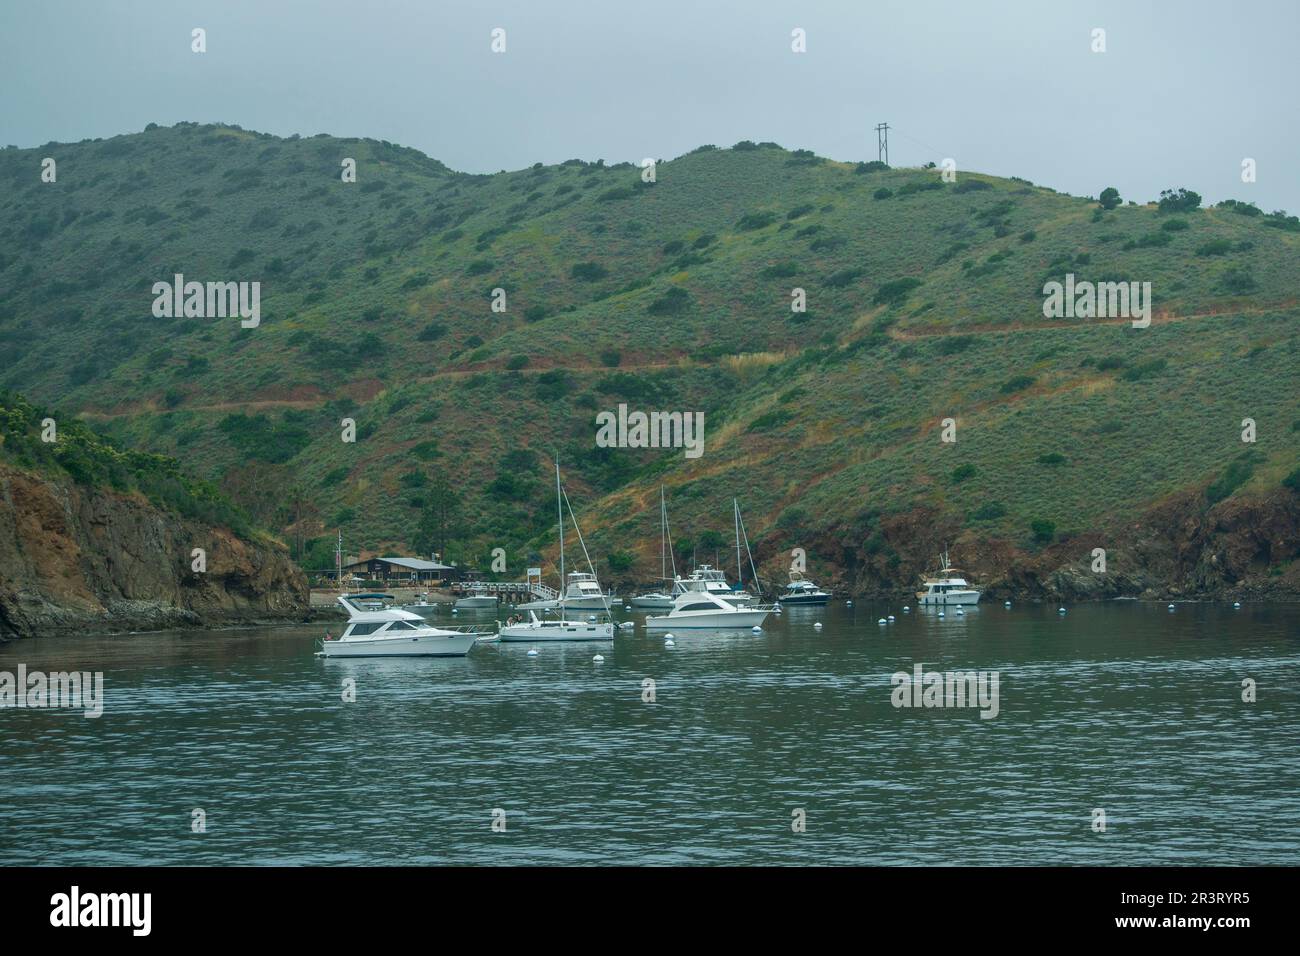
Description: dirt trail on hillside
xmin=886 ymin=300 xmax=1296 ymax=340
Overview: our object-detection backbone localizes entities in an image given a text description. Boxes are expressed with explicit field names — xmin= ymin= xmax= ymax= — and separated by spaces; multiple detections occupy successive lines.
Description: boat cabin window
xmin=386 ymin=620 xmax=420 ymax=630
xmin=681 ymin=602 xmax=717 ymax=612
xmin=347 ymin=622 xmax=385 ymax=636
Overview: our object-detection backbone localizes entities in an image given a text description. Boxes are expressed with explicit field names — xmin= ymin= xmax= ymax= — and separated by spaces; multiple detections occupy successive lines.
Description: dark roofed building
xmin=340 ymin=556 xmax=457 ymax=584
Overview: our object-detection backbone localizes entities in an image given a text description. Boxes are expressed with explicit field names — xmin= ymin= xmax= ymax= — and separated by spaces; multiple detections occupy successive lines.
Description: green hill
xmin=2 ymin=123 xmax=1298 ymax=598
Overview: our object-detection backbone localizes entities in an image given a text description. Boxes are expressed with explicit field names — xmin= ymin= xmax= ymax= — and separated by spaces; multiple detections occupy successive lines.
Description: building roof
xmin=378 ymin=556 xmax=455 ymax=571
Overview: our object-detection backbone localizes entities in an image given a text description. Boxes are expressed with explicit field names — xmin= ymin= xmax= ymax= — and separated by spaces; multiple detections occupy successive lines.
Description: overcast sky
xmin=2 ymin=0 xmax=1297 ymax=212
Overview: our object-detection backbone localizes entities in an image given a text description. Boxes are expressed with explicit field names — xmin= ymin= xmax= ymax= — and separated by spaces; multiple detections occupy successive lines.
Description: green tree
xmin=414 ymin=472 xmax=463 ymax=559
xmin=1098 ymin=186 xmax=1121 ymax=210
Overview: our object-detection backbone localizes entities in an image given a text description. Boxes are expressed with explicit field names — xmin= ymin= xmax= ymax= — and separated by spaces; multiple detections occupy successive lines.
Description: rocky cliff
xmin=0 ymin=464 xmax=309 ymax=639
xmin=774 ymin=487 xmax=1300 ymax=603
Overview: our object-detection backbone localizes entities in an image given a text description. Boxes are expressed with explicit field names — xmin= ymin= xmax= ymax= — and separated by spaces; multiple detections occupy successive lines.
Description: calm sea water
xmin=1 ymin=600 xmax=1297 ymax=866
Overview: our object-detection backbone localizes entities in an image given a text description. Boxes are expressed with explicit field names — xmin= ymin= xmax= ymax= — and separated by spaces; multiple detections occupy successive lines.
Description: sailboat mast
xmin=734 ymin=498 xmax=742 ymax=588
xmin=659 ymin=485 xmax=666 ymax=580
xmin=556 ymin=461 xmax=565 ymax=597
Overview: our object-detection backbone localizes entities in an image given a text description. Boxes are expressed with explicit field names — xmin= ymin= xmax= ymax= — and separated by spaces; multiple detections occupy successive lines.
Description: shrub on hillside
xmin=1220 ymin=267 xmax=1257 ymax=294
xmin=970 ymin=502 xmax=1007 ymax=521
xmin=571 ymin=261 xmax=608 ymax=281
xmin=737 ymin=211 xmax=777 ymax=231
xmin=873 ymin=277 xmax=922 ymax=305
xmin=1031 ymin=519 xmax=1056 ymax=543
xmin=646 ymin=287 xmax=691 ymax=316
xmin=1121 ymin=358 xmax=1168 ymax=381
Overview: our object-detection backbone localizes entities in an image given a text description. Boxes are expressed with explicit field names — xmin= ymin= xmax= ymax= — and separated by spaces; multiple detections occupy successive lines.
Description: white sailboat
xmin=630 ymin=486 xmax=678 ymax=610
xmin=499 ymin=463 xmax=615 ymax=642
xmin=319 ymin=594 xmax=489 ymax=657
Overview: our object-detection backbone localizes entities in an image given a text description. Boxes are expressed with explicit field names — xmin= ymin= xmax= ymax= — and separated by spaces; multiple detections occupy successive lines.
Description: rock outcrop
xmin=0 ymin=464 xmax=309 ymax=639
xmin=766 ymin=488 xmax=1300 ymax=602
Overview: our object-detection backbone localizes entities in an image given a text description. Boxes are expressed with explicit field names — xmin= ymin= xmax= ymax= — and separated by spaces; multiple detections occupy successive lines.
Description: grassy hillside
xmin=2 ymin=124 xmax=1297 ymax=590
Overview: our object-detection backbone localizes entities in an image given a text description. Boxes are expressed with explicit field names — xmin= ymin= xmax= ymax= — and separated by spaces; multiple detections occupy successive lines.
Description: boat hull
xmin=917 ymin=590 xmax=981 ymax=606
xmin=499 ymin=621 xmax=614 ymax=641
xmin=644 ymin=608 xmax=772 ymax=630
xmin=321 ymin=632 xmax=479 ymax=658
xmin=557 ymin=596 xmax=615 ymax=611
xmin=777 ymin=594 xmax=830 ymax=605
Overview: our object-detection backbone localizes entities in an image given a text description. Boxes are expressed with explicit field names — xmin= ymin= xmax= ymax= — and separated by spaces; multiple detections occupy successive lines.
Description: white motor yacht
xmin=644 ymin=589 xmax=775 ymax=630
xmin=916 ymin=550 xmax=982 ymax=607
xmin=454 ymin=590 xmax=499 ymax=609
xmin=558 ymin=571 xmax=615 ymax=610
xmin=629 ymin=592 xmax=675 ymax=610
xmin=320 ymin=594 xmax=489 ymax=658
xmin=499 ymin=609 xmax=614 ymax=642
xmin=673 ymin=565 xmax=755 ymax=606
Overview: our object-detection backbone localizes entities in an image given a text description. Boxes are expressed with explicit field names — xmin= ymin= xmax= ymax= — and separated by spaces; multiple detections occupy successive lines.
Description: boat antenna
xmin=561 ymin=482 xmax=613 ymax=618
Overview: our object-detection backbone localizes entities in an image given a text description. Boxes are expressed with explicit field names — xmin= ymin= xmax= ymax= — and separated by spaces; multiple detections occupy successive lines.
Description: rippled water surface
xmin=2 ymin=601 xmax=1297 ymax=865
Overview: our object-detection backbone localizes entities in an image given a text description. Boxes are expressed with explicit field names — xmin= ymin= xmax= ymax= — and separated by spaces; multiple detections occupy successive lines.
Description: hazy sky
xmin=3 ymin=0 xmax=1298 ymax=212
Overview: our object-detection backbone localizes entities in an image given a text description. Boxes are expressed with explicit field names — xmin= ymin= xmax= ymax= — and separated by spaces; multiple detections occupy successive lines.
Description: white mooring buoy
xmin=751 ymin=625 xmax=762 ymax=633
xmin=813 ymin=622 xmax=823 ymax=630
xmin=527 ymin=647 xmax=539 ymax=657
xmin=664 ymin=638 xmax=675 ymax=647
xmin=593 ymin=654 xmax=604 ymax=663
xmin=1233 ymin=601 xmax=1241 ymax=609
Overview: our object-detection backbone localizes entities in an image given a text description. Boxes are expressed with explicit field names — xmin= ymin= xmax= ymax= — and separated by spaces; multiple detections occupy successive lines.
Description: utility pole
xmin=875 ymin=122 xmax=890 ymax=165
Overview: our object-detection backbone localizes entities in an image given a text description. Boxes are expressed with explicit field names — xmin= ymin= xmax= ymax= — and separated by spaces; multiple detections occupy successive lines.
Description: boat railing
xmin=437 ymin=622 xmax=499 ymax=634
